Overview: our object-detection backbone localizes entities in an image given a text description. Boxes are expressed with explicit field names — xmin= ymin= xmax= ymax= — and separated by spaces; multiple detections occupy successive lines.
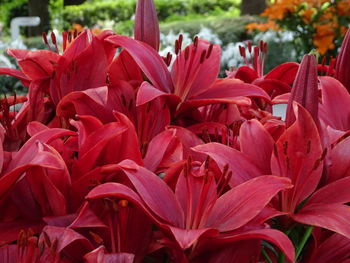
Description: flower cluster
xmin=1 ymin=0 xmax=350 ymax=262
xmin=247 ymin=0 xmax=350 ymax=56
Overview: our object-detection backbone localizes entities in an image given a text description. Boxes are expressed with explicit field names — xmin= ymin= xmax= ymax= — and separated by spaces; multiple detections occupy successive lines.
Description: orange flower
xmin=72 ymin=23 xmax=84 ymax=32
xmin=301 ymin=9 xmax=315 ymax=23
xmin=313 ymin=24 xmax=336 ymax=54
xmin=246 ymin=20 xmax=279 ymax=33
xmin=337 ymin=0 xmax=350 ymax=16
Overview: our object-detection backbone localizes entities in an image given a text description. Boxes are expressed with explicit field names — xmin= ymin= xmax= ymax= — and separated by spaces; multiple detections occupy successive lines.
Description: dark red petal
xmin=193 ymin=142 xmax=262 ymax=186
xmin=107 ymin=35 xmax=173 ymax=93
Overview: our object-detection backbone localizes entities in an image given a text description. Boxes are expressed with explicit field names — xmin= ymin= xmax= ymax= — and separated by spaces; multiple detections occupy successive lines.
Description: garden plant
xmin=1 ymin=0 xmax=350 ymax=262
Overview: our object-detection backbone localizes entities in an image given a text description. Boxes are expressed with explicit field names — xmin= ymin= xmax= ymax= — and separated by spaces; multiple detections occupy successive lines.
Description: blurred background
xmin=1 ymin=0 xmax=349 ymax=93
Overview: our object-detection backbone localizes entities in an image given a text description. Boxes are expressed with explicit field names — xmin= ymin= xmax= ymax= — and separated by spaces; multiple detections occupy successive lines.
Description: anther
xmin=184 ymin=46 xmax=190 ymax=60
xmin=166 ymin=52 xmax=172 ymax=66
xmin=247 ymin=41 xmax=252 ymax=53
xmin=263 ymin=42 xmax=268 ymax=53
xmin=179 ymin=34 xmax=183 ymax=46
xmin=175 ymin=40 xmax=180 ymax=55
xmin=206 ymin=43 xmax=213 ymax=59
xmin=200 ymin=50 xmax=206 ymax=64
xmin=119 ymin=199 xmax=128 ymax=207
xmin=62 ymin=32 xmax=68 ymax=51
xmin=73 ymin=29 xmax=78 ymax=38
xmin=51 ymin=32 xmax=57 ymax=45
xmin=259 ymin=40 xmax=264 ymax=52
xmin=89 ymin=231 xmax=104 ymax=245
xmin=42 ymin=32 xmax=49 ymax=45
xmin=193 ymin=36 xmax=198 ymax=48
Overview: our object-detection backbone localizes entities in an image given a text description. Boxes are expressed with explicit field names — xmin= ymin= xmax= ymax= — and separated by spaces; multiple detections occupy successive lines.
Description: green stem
xmin=295 ymin=226 xmax=313 ymax=262
xmin=278 ymin=225 xmax=295 ymax=263
xmin=278 ymin=252 xmax=285 ymax=263
xmin=262 ymin=249 xmax=273 ymax=263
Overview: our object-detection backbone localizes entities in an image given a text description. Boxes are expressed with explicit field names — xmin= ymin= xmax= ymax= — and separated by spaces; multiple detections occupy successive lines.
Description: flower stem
xmin=262 ymin=248 xmax=273 ymax=263
xmin=295 ymin=226 xmax=313 ymax=261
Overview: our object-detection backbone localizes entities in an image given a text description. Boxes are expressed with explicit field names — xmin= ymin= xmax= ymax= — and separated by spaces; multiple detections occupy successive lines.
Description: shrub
xmin=247 ymin=0 xmax=350 ymax=57
xmin=61 ymin=0 xmax=240 ymax=29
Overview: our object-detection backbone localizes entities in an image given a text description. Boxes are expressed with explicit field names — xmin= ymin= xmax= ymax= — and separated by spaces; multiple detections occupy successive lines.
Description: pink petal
xmin=204 ymin=175 xmax=291 ymax=231
xmin=319 ymin=76 xmax=350 ymax=131
xmin=335 ymin=28 xmax=350 ymax=92
xmin=171 ymin=40 xmax=221 ymax=100
xmin=117 ymin=160 xmax=184 ymax=227
xmin=327 ymin=136 xmax=350 ymax=183
xmin=143 ymin=129 xmax=182 ymax=172
xmin=305 ymin=233 xmax=350 ymax=263
xmin=193 ymin=78 xmax=271 ymax=102
xmin=240 ymin=119 xmax=274 ymax=174
xmin=168 ymin=226 xmax=218 ymax=250
xmin=304 ymin=176 xmax=350 ymax=205
xmin=271 ymin=103 xmax=323 ymax=212
xmin=293 ymin=203 xmax=350 ymax=239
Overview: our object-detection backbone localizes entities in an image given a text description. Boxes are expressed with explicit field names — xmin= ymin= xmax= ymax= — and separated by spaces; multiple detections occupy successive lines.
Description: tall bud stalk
xmin=134 ymin=0 xmax=160 ymax=51
xmin=285 ymin=54 xmax=319 ymax=127
xmin=335 ymin=28 xmax=350 ymax=93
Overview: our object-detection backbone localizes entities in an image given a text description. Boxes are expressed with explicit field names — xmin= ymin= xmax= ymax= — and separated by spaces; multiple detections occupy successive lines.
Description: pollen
xmin=119 ymin=199 xmax=129 ymax=207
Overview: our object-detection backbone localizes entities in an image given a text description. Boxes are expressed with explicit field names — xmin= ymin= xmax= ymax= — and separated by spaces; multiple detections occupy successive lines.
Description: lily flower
xmin=335 ymin=28 xmax=350 ymax=92
xmin=229 ymin=41 xmax=299 ymax=98
xmin=106 ymin=35 xmax=271 ymax=119
xmin=86 ymin=159 xmax=294 ymax=261
xmin=0 ymin=127 xmax=75 ymax=244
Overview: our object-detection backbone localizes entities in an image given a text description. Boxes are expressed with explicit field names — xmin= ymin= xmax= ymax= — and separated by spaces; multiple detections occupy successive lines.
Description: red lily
xmin=106 ymin=35 xmax=271 ymax=119
xmin=86 ymin=159 xmax=294 ymax=262
xmin=0 ymin=127 xmax=75 ymax=244
xmin=228 ymin=41 xmax=299 ymax=99
xmin=302 ymin=231 xmax=350 ymax=263
xmin=56 ymin=82 xmax=171 ymax=153
xmin=335 ymin=28 xmax=350 ymax=93
xmin=319 ymin=76 xmax=350 ymax=131
xmin=69 ymin=199 xmax=153 ymax=262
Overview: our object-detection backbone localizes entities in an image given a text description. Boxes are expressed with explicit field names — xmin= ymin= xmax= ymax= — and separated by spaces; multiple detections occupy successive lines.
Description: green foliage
xmin=0 ymin=0 xmax=27 ymax=32
xmin=61 ymin=0 xmax=240 ymax=29
xmin=160 ymin=15 xmax=256 ymax=45
xmin=61 ymin=0 xmax=136 ymax=29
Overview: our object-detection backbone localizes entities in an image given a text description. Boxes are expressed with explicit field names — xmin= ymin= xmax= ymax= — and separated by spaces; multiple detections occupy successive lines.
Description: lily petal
xmin=204 ymin=175 xmax=292 ymax=231
xmin=107 ymin=35 xmax=173 ymax=93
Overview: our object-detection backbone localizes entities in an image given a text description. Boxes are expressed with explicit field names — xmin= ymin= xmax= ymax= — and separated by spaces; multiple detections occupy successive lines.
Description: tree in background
xmin=28 ymin=0 xmax=50 ymax=36
xmin=241 ymin=0 xmax=266 ymax=15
